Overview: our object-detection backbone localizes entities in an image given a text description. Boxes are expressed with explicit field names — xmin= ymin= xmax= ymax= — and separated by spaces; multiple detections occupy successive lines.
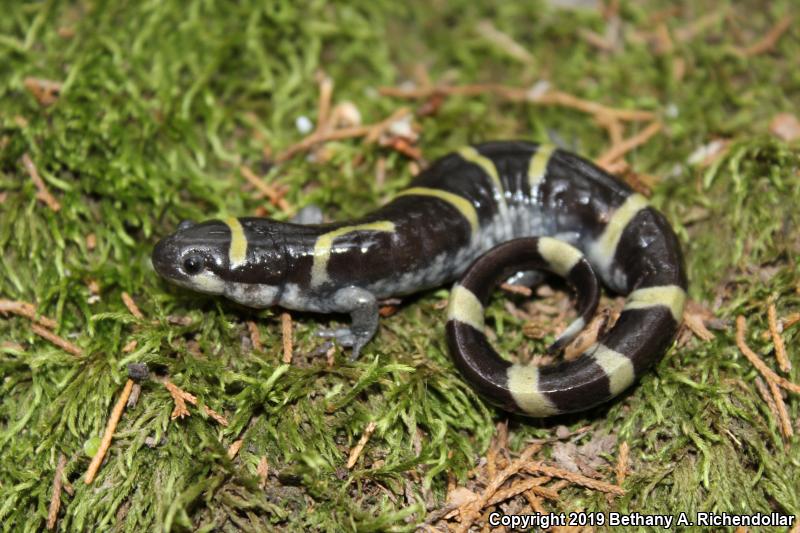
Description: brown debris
xmin=275 ymin=106 xmax=412 ymax=163
xmin=121 ymin=292 xmax=144 ymax=319
xmin=596 ymin=121 xmax=663 ymax=169
xmin=754 ymin=377 xmax=783 ymax=433
xmin=616 ymin=441 xmax=629 ymax=486
xmin=86 ymin=233 xmax=97 ymax=250
xmin=767 ymin=302 xmax=790 ymax=372
xmin=84 ymin=379 xmax=134 ymax=484
xmin=31 ymin=323 xmax=83 ymax=357
xmin=257 ymin=456 xmax=269 ymax=489
xmin=500 ymin=283 xmax=533 ymax=297
xmin=281 ymin=312 xmax=293 ymax=364
xmin=736 ymin=316 xmax=800 ymax=395
xmin=227 ymin=439 xmax=244 ymax=459
xmin=0 ymin=299 xmax=57 ymax=329
xmin=46 ymin=453 xmax=67 ymax=530
xmin=455 ymin=442 xmax=543 ymax=532
xmin=22 ymin=153 xmax=61 ymax=212
xmin=476 ymin=20 xmax=534 ymax=64
xmin=767 ymin=377 xmax=794 ymax=439
xmin=735 ymin=15 xmax=793 ymax=57
xmin=379 ymin=83 xmax=655 ymax=122
xmin=163 ymin=380 xmax=229 ymax=426
xmin=347 ymin=420 xmax=377 ymax=469
xmin=23 ymin=77 xmax=62 ymax=106
xmin=247 ymin=320 xmax=262 ymax=352
xmin=523 ymin=462 xmax=625 ymax=495
xmin=564 ymin=308 xmax=611 ymax=360
xmin=240 ymin=165 xmax=291 ymax=213
xmin=122 ymin=339 xmax=138 ymax=353
xmin=769 ymin=113 xmax=800 ymax=143
xmin=683 ymin=306 xmax=716 ymax=342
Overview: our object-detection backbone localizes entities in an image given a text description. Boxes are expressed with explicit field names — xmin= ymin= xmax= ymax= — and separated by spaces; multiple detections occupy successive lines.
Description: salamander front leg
xmin=316 ymin=287 xmax=379 ymax=360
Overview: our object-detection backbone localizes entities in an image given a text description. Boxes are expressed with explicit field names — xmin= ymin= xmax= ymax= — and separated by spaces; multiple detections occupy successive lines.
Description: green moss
xmin=1 ymin=0 xmax=798 ymax=531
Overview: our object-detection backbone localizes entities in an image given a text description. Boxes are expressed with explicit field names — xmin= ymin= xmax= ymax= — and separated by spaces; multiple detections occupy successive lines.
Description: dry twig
xmin=379 ymin=84 xmax=655 ymax=122
xmin=281 ymin=312 xmax=293 ymax=364
xmin=616 ymin=441 xmax=629 ymax=485
xmin=767 ymin=303 xmax=790 ymax=372
xmin=31 ymin=324 xmax=83 ymax=357
xmin=247 ymin=320 xmax=262 ymax=351
xmin=523 ymin=462 xmax=625 ymax=495
xmin=735 ymin=16 xmax=793 ymax=57
xmin=22 ymin=153 xmax=61 ymax=212
xmin=239 ymin=165 xmax=291 ymax=212
xmin=85 ymin=379 xmax=134 ymax=484
xmin=347 ymin=421 xmax=377 ymax=469
xmin=164 ymin=380 xmax=229 ymax=426
xmin=596 ymin=121 xmax=663 ymax=168
xmin=257 ymin=456 xmax=269 ymax=489
xmin=47 ymin=454 xmax=67 ymax=529
xmin=736 ymin=316 xmax=800 ymax=395
xmin=0 ymin=299 xmax=57 ymax=328
xmin=228 ymin=439 xmax=244 ymax=459
xmin=121 ymin=292 xmax=143 ymax=319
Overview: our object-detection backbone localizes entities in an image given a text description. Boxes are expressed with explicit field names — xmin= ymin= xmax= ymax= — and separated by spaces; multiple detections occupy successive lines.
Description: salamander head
xmin=152 ymin=218 xmax=288 ymax=308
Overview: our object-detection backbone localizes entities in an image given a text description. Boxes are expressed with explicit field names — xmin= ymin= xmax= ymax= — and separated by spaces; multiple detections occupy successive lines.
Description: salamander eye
xmin=182 ymin=253 xmax=205 ymax=275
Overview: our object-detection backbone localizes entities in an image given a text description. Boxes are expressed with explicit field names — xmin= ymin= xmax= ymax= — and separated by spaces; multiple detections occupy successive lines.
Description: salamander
xmin=152 ymin=141 xmax=687 ymax=416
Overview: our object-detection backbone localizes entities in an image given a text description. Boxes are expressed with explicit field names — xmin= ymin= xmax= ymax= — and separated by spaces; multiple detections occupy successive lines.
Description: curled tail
xmin=446 ymin=206 xmax=687 ymax=417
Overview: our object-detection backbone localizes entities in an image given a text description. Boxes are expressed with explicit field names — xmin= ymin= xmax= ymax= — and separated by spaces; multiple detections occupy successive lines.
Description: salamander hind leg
xmin=316 ymin=286 xmax=379 ymax=360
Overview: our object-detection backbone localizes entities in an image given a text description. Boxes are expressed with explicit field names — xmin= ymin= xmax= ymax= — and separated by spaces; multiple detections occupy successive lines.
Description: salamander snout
xmin=152 ymin=220 xmax=230 ymax=295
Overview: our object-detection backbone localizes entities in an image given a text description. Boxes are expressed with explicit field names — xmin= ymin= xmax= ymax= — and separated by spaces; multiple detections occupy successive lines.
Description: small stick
xmin=239 ymin=165 xmax=291 ymax=212
xmin=84 ymin=379 xmax=134 ymax=484
xmin=227 ymin=439 xmax=244 ymax=459
xmin=379 ymin=84 xmax=655 ymax=122
xmin=122 ymin=339 xmax=138 ymax=353
xmin=46 ymin=453 xmax=67 ymax=529
xmin=767 ymin=303 xmax=790 ymax=372
xmin=281 ymin=312 xmax=293 ymax=364
xmin=486 ymin=477 xmax=558 ymax=506
xmin=347 ymin=421 xmax=377 ymax=469
xmin=257 ymin=456 xmax=269 ymax=488
xmin=767 ymin=378 xmax=794 ymax=439
xmin=315 ymin=74 xmax=334 ymax=133
xmin=121 ymin=292 xmax=143 ymax=319
xmin=616 ymin=441 xmax=629 ymax=485
xmin=736 ymin=16 xmax=793 ymax=57
xmin=596 ymin=121 xmax=663 ymax=168
xmin=31 ymin=324 xmax=83 ymax=357
xmin=21 ymin=153 xmax=61 ymax=212
xmin=456 ymin=442 xmax=543 ymax=533
xmin=247 ymin=320 xmax=262 ymax=351
xmin=0 ymin=299 xmax=57 ymax=328
xmin=736 ymin=316 xmax=800 ymax=395
xmin=523 ymin=462 xmax=625 ymax=495
xmin=164 ymin=380 xmax=230 ymax=426
xmin=500 ymin=283 xmax=533 ymax=297
xmin=754 ymin=377 xmax=781 ymax=423
xmin=476 ymin=20 xmax=534 ymax=64
xmin=683 ymin=309 xmax=716 ymax=342
xmin=276 ymin=124 xmax=373 ymax=162
xmin=164 ymin=380 xmax=191 ymax=419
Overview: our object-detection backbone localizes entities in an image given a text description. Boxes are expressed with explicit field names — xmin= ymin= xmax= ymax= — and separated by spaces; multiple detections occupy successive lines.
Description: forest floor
xmin=1 ymin=1 xmax=799 ymax=531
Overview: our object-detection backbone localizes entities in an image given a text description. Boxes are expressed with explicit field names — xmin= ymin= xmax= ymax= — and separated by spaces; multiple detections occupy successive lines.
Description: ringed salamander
xmin=152 ymin=141 xmax=687 ymax=416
